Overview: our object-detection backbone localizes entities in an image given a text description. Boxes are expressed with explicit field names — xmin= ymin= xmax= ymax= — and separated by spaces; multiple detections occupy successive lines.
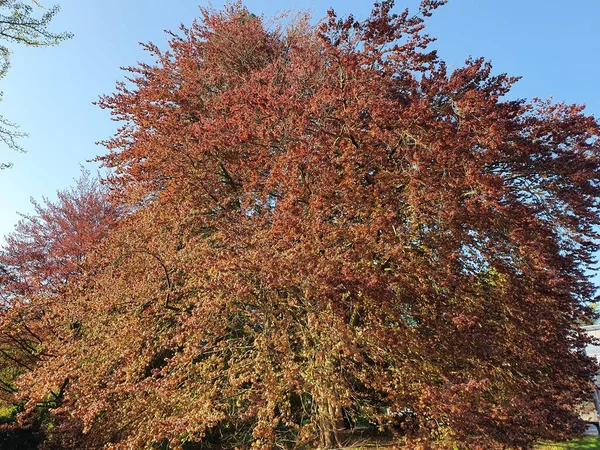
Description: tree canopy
xmin=2 ymin=1 xmax=600 ymax=449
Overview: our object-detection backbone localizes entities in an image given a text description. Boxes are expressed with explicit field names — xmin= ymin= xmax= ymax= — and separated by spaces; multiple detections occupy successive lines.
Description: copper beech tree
xmin=0 ymin=170 xmax=118 ymax=418
xmin=5 ymin=1 xmax=600 ymax=449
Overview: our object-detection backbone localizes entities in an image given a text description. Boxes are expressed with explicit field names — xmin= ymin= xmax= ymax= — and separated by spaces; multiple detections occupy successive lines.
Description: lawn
xmin=536 ymin=437 xmax=600 ymax=449
xmin=0 ymin=404 xmax=18 ymax=424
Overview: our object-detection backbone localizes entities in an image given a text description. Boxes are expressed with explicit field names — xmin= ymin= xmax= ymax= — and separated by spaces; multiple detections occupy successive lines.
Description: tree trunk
xmin=317 ymin=396 xmax=341 ymax=449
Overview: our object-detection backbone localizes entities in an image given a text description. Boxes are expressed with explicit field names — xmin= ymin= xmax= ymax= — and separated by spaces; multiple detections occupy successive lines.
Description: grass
xmin=0 ymin=404 xmax=19 ymax=424
xmin=535 ymin=437 xmax=600 ymax=449
xmin=348 ymin=436 xmax=600 ymax=449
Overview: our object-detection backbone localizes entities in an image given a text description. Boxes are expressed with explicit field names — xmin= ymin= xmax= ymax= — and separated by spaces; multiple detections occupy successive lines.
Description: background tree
xmin=0 ymin=0 xmax=72 ymax=168
xmin=0 ymin=169 xmax=118 ymax=428
xmin=9 ymin=1 xmax=600 ymax=449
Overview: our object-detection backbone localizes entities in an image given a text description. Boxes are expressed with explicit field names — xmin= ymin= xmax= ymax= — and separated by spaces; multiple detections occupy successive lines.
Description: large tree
xmin=10 ymin=1 xmax=600 ymax=449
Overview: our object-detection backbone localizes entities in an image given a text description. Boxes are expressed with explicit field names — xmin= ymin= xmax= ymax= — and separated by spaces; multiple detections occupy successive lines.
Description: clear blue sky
xmin=1 ymin=0 xmax=599 ymax=254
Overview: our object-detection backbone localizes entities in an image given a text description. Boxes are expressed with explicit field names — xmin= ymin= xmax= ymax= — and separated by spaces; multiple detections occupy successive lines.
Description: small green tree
xmin=0 ymin=0 xmax=72 ymax=167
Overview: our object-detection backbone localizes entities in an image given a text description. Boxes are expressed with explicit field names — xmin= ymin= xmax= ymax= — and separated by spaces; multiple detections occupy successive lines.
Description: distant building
xmin=582 ymin=325 xmax=600 ymax=428
xmin=585 ymin=324 xmax=600 ymax=361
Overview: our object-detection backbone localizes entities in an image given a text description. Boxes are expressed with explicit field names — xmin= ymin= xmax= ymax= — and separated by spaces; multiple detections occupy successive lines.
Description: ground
xmin=536 ymin=437 xmax=600 ymax=449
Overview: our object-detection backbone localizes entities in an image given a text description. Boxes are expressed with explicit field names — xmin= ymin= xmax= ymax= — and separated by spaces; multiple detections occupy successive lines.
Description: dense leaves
xmin=2 ymin=1 xmax=600 ymax=449
xmin=0 ymin=170 xmax=117 ymax=420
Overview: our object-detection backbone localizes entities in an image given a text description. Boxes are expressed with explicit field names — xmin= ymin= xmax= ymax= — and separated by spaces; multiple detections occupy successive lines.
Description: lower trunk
xmin=317 ymin=397 xmax=341 ymax=448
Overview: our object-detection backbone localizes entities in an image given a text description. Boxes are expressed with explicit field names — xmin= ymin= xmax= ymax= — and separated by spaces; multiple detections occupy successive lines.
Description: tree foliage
xmin=0 ymin=169 xmax=117 ymax=422
xmin=2 ymin=1 xmax=600 ymax=449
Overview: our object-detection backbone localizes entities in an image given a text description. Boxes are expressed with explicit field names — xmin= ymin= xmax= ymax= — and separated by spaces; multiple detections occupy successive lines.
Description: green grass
xmin=0 ymin=404 xmax=18 ymax=423
xmin=535 ymin=437 xmax=600 ymax=449
xmin=346 ymin=436 xmax=600 ymax=449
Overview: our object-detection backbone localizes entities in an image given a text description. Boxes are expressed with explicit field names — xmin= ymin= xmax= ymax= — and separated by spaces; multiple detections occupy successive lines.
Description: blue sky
xmin=1 ymin=0 xmax=599 ymax=256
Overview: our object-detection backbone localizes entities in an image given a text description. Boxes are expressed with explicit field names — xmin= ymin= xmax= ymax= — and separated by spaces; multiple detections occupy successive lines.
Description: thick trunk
xmin=317 ymin=397 xmax=341 ymax=449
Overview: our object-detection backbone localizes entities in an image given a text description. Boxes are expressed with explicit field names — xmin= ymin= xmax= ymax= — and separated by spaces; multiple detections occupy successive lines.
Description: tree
xmin=0 ymin=0 xmax=72 ymax=168
xmin=0 ymin=169 xmax=118 ymax=428
xmin=10 ymin=1 xmax=600 ymax=448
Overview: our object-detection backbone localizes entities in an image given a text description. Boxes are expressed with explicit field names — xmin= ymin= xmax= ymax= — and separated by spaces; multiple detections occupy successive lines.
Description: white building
xmin=582 ymin=324 xmax=600 ymax=428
